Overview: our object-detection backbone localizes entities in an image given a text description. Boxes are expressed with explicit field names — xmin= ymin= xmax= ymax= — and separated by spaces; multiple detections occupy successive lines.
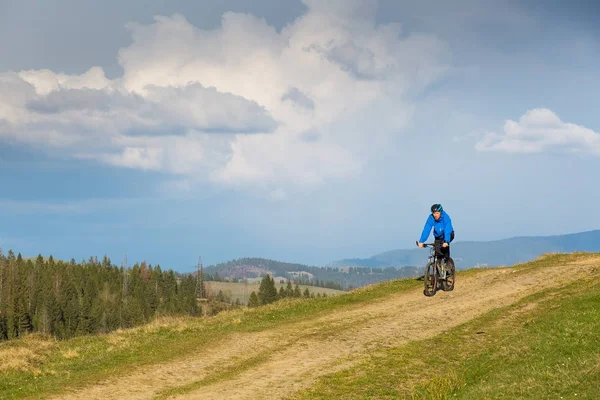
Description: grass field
xmin=0 ymin=275 xmax=418 ymax=399
xmin=1 ymin=253 xmax=598 ymax=399
xmin=205 ymin=281 xmax=345 ymax=304
xmin=291 ymin=256 xmax=600 ymax=399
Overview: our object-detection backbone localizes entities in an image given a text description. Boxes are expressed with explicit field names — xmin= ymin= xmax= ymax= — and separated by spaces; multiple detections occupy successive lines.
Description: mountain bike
xmin=416 ymin=241 xmax=455 ymax=296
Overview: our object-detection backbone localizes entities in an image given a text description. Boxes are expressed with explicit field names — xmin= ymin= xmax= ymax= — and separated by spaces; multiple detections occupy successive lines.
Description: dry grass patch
xmin=103 ymin=316 xmax=196 ymax=349
xmin=61 ymin=349 xmax=79 ymax=359
xmin=105 ymin=333 xmax=129 ymax=348
xmin=0 ymin=334 xmax=55 ymax=373
xmin=138 ymin=315 xmax=193 ymax=332
xmin=0 ymin=347 xmax=40 ymax=372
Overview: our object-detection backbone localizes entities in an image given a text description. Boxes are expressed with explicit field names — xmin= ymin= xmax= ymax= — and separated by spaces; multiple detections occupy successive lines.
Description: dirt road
xmin=53 ymin=257 xmax=599 ymax=400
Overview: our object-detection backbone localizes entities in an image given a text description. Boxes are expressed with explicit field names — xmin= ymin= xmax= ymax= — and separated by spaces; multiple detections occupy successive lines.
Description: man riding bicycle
xmin=416 ymin=204 xmax=455 ymax=262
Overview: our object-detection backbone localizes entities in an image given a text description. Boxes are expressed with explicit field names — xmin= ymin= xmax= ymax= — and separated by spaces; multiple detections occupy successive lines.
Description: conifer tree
xmin=0 ymin=314 xmax=7 ymax=340
xmin=258 ymin=274 xmax=277 ymax=305
xmin=248 ymin=291 xmax=259 ymax=307
xmin=77 ymin=277 xmax=98 ymax=334
xmin=294 ymin=283 xmax=301 ymax=298
xmin=62 ymin=274 xmax=79 ymax=338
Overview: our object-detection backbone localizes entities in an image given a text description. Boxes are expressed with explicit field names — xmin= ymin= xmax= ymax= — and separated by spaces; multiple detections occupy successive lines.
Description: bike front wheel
xmin=423 ymin=262 xmax=438 ymax=296
xmin=442 ymin=257 xmax=456 ymax=291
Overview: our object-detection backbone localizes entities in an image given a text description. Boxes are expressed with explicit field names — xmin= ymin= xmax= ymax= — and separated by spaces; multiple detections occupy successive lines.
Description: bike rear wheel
xmin=423 ymin=262 xmax=437 ymax=296
xmin=442 ymin=257 xmax=456 ymax=291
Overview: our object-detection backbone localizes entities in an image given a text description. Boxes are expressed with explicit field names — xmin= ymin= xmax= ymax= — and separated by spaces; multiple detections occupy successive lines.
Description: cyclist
xmin=416 ymin=204 xmax=455 ymax=262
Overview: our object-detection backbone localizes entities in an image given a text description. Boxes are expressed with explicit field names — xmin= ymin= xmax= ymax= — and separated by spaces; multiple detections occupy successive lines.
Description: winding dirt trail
xmin=53 ymin=257 xmax=600 ymax=400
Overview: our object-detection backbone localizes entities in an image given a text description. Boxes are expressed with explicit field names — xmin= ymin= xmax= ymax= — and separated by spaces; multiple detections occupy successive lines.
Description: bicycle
xmin=416 ymin=241 xmax=455 ymax=296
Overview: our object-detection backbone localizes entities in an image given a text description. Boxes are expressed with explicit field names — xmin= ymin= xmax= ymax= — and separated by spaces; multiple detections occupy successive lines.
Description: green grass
xmin=0 ymin=274 xmax=422 ymax=399
xmin=3 ymin=252 xmax=597 ymax=400
xmin=289 ymin=268 xmax=600 ymax=399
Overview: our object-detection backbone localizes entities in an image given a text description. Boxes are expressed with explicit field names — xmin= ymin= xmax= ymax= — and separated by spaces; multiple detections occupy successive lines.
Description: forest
xmin=0 ymin=249 xmax=198 ymax=341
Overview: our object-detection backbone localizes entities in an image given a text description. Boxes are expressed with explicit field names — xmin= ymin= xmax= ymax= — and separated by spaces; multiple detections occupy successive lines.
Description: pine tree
xmin=0 ymin=250 xmax=5 ymax=318
xmin=248 ymin=291 xmax=259 ymax=307
xmin=145 ymin=266 xmax=159 ymax=317
xmin=62 ymin=274 xmax=80 ymax=338
xmin=77 ymin=277 xmax=98 ymax=334
xmin=303 ymin=288 xmax=310 ymax=298
xmin=258 ymin=274 xmax=278 ymax=305
xmin=294 ymin=283 xmax=301 ymax=298
xmin=269 ymin=276 xmax=278 ymax=301
xmin=11 ymin=254 xmax=33 ymax=337
xmin=195 ymin=259 xmax=207 ymax=299
xmin=0 ymin=314 xmax=7 ymax=340
xmin=17 ymin=295 xmax=32 ymax=336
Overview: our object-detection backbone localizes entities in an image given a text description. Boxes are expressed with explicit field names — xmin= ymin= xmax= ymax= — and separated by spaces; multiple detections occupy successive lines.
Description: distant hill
xmin=203 ymin=257 xmax=420 ymax=290
xmin=330 ymin=230 xmax=600 ymax=270
xmin=201 ymin=230 xmax=600 ymax=289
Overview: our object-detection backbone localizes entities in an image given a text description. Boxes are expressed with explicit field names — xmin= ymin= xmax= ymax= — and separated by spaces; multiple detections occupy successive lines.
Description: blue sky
xmin=1 ymin=0 xmax=599 ymax=272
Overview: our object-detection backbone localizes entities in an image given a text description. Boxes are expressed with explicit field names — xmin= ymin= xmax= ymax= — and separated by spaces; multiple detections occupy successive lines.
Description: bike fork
xmin=438 ymin=261 xmax=446 ymax=280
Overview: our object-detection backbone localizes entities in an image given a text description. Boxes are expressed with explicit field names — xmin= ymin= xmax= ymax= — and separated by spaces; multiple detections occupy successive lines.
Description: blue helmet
xmin=431 ymin=203 xmax=443 ymax=213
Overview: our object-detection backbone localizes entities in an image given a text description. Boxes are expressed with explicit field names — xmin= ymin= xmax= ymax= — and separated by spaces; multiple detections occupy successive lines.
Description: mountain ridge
xmin=330 ymin=229 xmax=600 ymax=269
xmin=199 ymin=230 xmax=600 ymax=288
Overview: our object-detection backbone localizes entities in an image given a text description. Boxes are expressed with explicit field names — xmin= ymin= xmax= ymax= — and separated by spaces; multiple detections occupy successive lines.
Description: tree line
xmin=0 ymin=249 xmax=199 ymax=341
xmin=202 ymin=257 xmax=421 ymax=290
xmin=204 ymin=271 xmax=343 ymax=291
xmin=246 ymin=274 xmax=328 ymax=307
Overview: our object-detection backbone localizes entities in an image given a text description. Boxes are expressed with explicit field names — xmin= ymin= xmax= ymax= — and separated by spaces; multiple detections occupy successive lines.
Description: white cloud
xmin=101 ymin=147 xmax=165 ymax=170
xmin=0 ymin=0 xmax=451 ymax=195
xmin=476 ymin=108 xmax=600 ymax=155
xmin=18 ymin=66 xmax=113 ymax=96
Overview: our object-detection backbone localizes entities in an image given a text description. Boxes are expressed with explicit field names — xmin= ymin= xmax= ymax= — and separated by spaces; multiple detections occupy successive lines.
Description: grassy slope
xmin=1 ymin=253 xmax=598 ymax=399
xmin=290 ymin=254 xmax=600 ymax=400
xmin=0 ymin=276 xmax=420 ymax=399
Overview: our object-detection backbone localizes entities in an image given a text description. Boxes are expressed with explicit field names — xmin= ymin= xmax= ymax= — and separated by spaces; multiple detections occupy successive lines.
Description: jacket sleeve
xmin=419 ymin=216 xmax=433 ymax=243
xmin=444 ymin=214 xmax=454 ymax=242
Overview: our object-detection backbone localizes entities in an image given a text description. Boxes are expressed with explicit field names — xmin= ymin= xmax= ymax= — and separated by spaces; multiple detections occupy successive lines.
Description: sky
xmin=1 ymin=0 xmax=599 ymax=272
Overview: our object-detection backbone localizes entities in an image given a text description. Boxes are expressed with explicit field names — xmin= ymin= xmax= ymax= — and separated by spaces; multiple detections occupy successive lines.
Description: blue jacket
xmin=419 ymin=210 xmax=454 ymax=243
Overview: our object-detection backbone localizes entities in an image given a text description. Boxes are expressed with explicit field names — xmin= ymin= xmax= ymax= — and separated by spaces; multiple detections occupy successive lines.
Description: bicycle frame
xmin=421 ymin=242 xmax=449 ymax=278
xmin=417 ymin=240 xmax=455 ymax=296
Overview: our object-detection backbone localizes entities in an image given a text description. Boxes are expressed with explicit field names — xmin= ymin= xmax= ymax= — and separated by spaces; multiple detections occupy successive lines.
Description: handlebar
xmin=416 ymin=241 xmax=437 ymax=248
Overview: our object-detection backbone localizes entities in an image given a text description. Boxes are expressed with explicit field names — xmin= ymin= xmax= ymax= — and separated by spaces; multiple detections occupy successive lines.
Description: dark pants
xmin=434 ymin=231 xmax=454 ymax=261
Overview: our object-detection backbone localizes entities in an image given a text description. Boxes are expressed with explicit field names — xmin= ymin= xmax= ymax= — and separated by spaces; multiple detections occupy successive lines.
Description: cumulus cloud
xmin=26 ymin=88 xmax=122 ymax=114
xmin=476 ymin=108 xmax=600 ymax=155
xmin=281 ymin=87 xmax=315 ymax=110
xmin=16 ymin=80 xmax=276 ymax=135
xmin=0 ymin=0 xmax=451 ymax=195
xmin=18 ymin=66 xmax=113 ymax=96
